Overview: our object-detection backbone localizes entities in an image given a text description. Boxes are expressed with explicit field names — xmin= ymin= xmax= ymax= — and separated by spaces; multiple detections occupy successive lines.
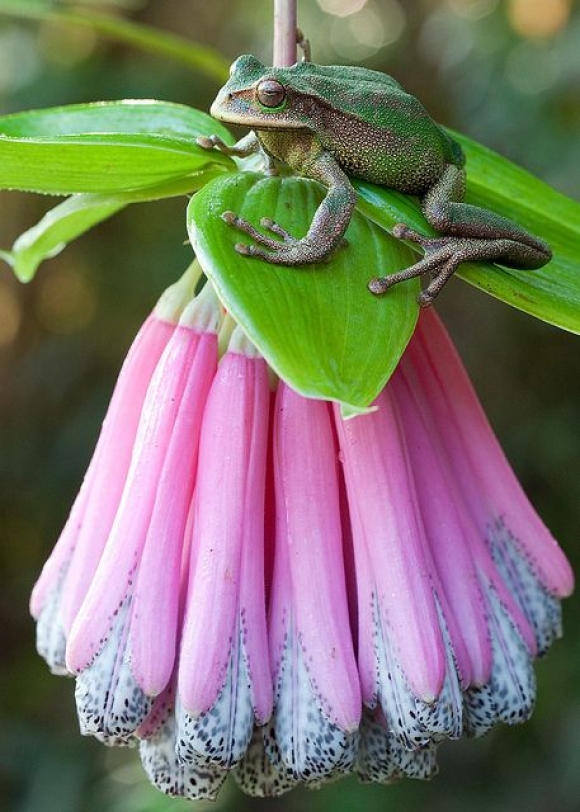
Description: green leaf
xmin=189 ymin=172 xmax=419 ymax=413
xmin=355 ymin=132 xmax=580 ymax=334
xmin=0 ymin=101 xmax=235 ymax=195
xmin=457 ymin=132 xmax=580 ymax=333
xmin=3 ymin=167 xmax=226 ymax=282
xmin=0 ymin=1 xmax=230 ymax=83
xmin=7 ymin=194 xmax=123 ymax=282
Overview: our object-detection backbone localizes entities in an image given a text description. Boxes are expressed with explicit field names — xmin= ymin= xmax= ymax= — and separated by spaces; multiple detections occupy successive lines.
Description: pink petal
xmin=129 ymin=331 xmax=217 ymax=695
xmin=335 ymin=390 xmax=471 ymax=748
xmin=267 ymin=384 xmax=360 ymax=780
xmin=177 ymin=348 xmax=272 ymax=767
xmin=335 ymin=389 xmax=445 ymax=703
xmin=60 ymin=315 xmax=175 ymax=634
xmin=32 ymin=453 xmax=97 ymax=673
xmin=31 ymin=314 xmax=171 ymax=625
xmin=66 ymin=322 xmax=207 ymax=673
xmin=403 ymin=309 xmax=573 ymax=598
xmin=390 ymin=369 xmax=492 ymax=685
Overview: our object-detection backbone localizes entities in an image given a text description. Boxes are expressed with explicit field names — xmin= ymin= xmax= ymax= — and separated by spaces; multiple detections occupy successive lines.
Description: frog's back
xmin=283 ymin=62 xmax=464 ymax=193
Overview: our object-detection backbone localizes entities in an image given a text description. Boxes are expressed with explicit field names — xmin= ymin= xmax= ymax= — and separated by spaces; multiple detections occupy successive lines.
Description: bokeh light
xmin=508 ymin=0 xmax=571 ymax=39
xmin=316 ymin=0 xmax=368 ymax=18
xmin=328 ymin=0 xmax=405 ymax=59
xmin=0 ymin=28 xmax=41 ymax=94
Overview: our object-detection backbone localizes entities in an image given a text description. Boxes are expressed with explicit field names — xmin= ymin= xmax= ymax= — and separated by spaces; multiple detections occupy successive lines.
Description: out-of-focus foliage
xmin=1 ymin=2 xmax=580 ymax=811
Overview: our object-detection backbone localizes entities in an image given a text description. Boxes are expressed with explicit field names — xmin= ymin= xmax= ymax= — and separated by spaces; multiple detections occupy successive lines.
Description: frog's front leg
xmin=197 ymin=131 xmax=278 ymax=175
xmin=223 ymin=153 xmax=356 ymax=265
xmin=197 ymin=130 xmax=259 ymax=158
xmin=370 ymin=164 xmax=551 ymax=306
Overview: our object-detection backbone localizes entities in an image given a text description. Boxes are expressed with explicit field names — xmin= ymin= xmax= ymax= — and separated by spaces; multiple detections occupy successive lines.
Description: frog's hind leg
xmin=421 ymin=164 xmax=550 ymax=260
xmin=370 ymin=164 xmax=551 ymax=306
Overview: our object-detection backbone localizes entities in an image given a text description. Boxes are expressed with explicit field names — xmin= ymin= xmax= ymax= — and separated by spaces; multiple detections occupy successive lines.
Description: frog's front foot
xmin=222 ymin=211 xmax=298 ymax=256
xmin=221 ymin=211 xmax=343 ymax=265
xmin=196 ymin=134 xmax=230 ymax=153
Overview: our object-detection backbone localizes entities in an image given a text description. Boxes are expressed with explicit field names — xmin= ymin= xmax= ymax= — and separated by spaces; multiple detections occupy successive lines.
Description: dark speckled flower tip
xmin=30 ymin=269 xmax=574 ymax=800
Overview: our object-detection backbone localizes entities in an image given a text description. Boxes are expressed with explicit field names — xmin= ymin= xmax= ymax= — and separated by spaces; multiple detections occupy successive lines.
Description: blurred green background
xmin=1 ymin=1 xmax=580 ymax=810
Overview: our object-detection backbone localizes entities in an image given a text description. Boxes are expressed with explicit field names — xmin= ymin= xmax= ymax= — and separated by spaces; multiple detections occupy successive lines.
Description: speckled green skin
xmin=202 ymin=55 xmax=551 ymax=305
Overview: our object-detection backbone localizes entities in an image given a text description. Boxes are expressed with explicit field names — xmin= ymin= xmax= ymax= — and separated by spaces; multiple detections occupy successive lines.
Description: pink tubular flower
xmin=334 ymin=309 xmax=572 ymax=777
xmin=394 ymin=310 xmax=573 ymax=728
xmin=175 ymin=327 xmax=272 ymax=769
xmin=31 ymin=269 xmax=220 ymax=746
xmin=265 ymin=383 xmax=361 ymax=782
xmin=335 ymin=387 xmax=466 ymax=752
xmin=29 ymin=274 xmax=187 ymax=674
xmin=31 ymin=290 xmax=573 ymax=800
xmin=67 ymin=288 xmax=218 ymax=744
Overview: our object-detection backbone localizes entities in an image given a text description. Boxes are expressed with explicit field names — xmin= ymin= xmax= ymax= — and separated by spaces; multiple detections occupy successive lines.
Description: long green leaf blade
xmin=355 ymin=133 xmax=580 ymax=333
xmin=0 ymin=100 xmax=227 ymax=140
xmin=8 ymin=194 xmax=123 ymax=282
xmin=0 ymin=101 xmax=235 ymax=194
xmin=4 ymin=167 xmax=227 ymax=282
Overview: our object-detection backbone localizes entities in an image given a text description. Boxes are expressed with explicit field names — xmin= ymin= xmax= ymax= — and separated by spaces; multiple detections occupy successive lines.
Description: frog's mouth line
xmin=210 ymin=107 xmax=307 ymax=131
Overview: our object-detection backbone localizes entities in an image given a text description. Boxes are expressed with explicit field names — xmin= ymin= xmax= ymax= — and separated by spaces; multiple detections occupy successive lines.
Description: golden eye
xmin=256 ymin=79 xmax=286 ymax=109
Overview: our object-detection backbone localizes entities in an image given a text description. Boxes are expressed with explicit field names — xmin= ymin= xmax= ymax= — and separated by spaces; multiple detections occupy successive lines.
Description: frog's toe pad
xmin=222 ymin=210 xmax=238 ymax=225
xmin=417 ymin=289 xmax=435 ymax=308
xmin=368 ymin=276 xmax=392 ymax=295
xmin=235 ymin=242 xmax=266 ymax=258
xmin=392 ymin=223 xmax=420 ymax=240
xmin=259 ymin=218 xmax=293 ymax=241
xmin=196 ymin=135 xmax=215 ymax=150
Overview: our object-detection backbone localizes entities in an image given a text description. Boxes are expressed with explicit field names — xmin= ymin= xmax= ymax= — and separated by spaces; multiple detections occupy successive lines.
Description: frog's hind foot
xmin=417 ymin=258 xmax=459 ymax=306
xmin=373 ymin=224 xmax=549 ymax=306
xmin=369 ymin=255 xmax=458 ymax=307
xmin=369 ymin=229 xmax=460 ymax=306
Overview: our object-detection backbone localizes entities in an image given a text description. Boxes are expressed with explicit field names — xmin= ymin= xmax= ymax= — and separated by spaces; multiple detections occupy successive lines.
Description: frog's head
xmin=210 ymin=54 xmax=313 ymax=130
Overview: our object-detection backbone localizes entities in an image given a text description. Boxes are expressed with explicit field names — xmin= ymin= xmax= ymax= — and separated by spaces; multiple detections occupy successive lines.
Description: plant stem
xmin=273 ymin=0 xmax=297 ymax=67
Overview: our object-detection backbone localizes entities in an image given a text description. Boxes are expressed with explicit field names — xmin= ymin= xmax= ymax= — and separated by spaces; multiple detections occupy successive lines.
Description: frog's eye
xmin=256 ymin=79 xmax=286 ymax=109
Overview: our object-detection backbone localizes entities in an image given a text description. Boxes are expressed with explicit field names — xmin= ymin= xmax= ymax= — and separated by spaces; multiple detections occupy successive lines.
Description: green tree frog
xmin=199 ymin=55 xmax=551 ymax=306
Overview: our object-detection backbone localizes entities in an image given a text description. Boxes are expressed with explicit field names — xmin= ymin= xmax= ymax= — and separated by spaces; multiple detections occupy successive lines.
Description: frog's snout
xmin=209 ymin=90 xmax=231 ymax=120
xmin=210 ymin=88 xmax=252 ymax=126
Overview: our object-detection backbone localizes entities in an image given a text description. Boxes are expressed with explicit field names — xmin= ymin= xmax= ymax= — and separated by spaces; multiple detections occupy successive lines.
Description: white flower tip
xmin=140 ymin=715 xmax=228 ymax=800
xmin=227 ymin=324 xmax=261 ymax=357
xmin=175 ymin=642 xmax=256 ymax=769
xmin=178 ymin=280 xmax=222 ymax=333
xmin=266 ymin=632 xmax=358 ymax=781
xmin=233 ymin=727 xmax=300 ymax=797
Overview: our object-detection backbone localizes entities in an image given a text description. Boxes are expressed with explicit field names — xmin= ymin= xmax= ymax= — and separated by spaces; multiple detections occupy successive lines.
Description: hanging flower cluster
xmin=30 ymin=268 xmax=573 ymax=800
